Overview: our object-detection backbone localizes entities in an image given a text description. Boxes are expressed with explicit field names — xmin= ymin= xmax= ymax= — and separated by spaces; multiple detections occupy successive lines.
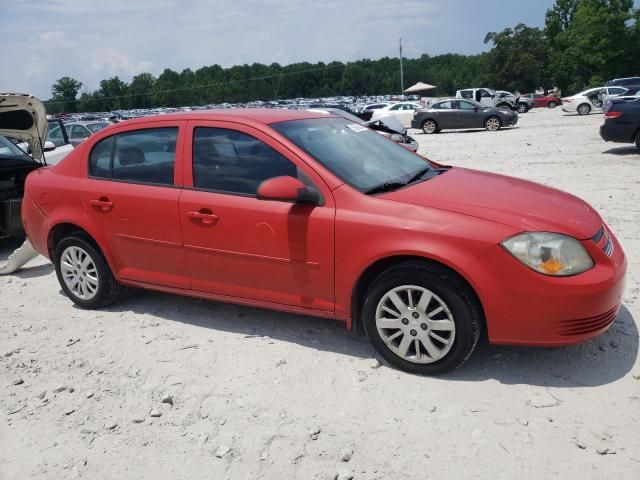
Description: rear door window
xmin=88 ymin=127 xmax=178 ymax=186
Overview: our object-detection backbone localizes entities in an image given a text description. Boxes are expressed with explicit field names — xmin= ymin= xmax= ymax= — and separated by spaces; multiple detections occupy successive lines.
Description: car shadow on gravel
xmin=445 ymin=305 xmax=638 ymax=387
xmin=98 ymin=288 xmax=637 ymax=388
xmin=603 ymin=146 xmax=639 ymax=156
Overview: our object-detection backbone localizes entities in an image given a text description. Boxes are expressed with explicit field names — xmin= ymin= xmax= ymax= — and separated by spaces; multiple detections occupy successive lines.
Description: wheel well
xmin=48 ymin=223 xmax=98 ymax=259
xmin=350 ymin=255 xmax=485 ymax=335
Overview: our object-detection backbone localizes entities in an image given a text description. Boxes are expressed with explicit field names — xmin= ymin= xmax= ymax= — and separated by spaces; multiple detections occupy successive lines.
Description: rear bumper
xmin=20 ymin=192 xmax=49 ymax=258
xmin=600 ymin=122 xmax=635 ymax=143
xmin=410 ymin=118 xmax=422 ymax=129
xmin=466 ymin=226 xmax=626 ymax=346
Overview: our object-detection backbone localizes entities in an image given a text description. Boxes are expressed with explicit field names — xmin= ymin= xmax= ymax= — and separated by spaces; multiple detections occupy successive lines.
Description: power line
xmin=44 ymin=63 xmax=349 ymax=106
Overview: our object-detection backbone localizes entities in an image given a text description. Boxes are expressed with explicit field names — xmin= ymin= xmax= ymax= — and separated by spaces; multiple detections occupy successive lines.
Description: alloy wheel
xmin=422 ymin=120 xmax=437 ymax=134
xmin=517 ymin=104 xmax=527 ymax=113
xmin=60 ymin=246 xmax=99 ymax=300
xmin=375 ymin=285 xmax=456 ymax=364
xmin=578 ymin=104 xmax=591 ymax=115
xmin=485 ymin=117 xmax=501 ymax=131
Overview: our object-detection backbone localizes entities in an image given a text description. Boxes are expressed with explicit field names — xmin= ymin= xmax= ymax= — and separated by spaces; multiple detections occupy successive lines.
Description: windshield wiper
xmin=364 ymin=181 xmax=408 ymax=195
xmin=406 ymin=167 xmax=431 ymax=185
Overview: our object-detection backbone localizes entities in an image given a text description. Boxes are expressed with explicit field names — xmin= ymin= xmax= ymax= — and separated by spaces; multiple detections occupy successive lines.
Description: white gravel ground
xmin=1 ymin=108 xmax=639 ymax=479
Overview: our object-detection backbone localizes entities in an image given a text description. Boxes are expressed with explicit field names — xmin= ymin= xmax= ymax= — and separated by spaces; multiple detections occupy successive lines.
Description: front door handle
xmin=90 ymin=197 xmax=113 ymax=212
xmin=188 ymin=209 xmax=219 ymax=225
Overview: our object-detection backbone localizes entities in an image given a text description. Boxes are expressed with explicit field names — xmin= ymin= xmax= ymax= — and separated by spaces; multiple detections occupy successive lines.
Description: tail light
xmin=605 ymin=111 xmax=623 ymax=119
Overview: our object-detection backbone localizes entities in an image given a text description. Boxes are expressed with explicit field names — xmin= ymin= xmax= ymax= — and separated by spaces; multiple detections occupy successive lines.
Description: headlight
xmin=502 ymin=232 xmax=594 ymax=276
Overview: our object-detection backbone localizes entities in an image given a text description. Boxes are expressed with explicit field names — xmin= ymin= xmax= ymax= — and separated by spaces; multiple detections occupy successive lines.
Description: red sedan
xmin=521 ymin=93 xmax=563 ymax=108
xmin=22 ymin=110 xmax=626 ymax=374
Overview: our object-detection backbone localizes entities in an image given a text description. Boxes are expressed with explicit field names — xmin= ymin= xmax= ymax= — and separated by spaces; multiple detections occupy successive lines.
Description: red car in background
xmin=21 ymin=110 xmax=625 ymax=375
xmin=521 ymin=93 xmax=562 ymax=108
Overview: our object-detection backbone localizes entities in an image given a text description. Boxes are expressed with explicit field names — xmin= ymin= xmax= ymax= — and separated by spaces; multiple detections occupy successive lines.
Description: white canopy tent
xmin=403 ymin=82 xmax=437 ymax=94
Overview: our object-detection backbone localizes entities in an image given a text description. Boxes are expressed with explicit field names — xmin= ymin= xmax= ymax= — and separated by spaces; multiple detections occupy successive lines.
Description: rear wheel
xmin=421 ymin=119 xmax=438 ymax=134
xmin=577 ymin=103 xmax=591 ymax=115
xmin=362 ymin=262 xmax=482 ymax=375
xmin=54 ymin=236 xmax=122 ymax=309
xmin=548 ymin=101 xmax=558 ymax=109
xmin=635 ymin=130 xmax=640 ymax=152
xmin=484 ymin=116 xmax=502 ymax=131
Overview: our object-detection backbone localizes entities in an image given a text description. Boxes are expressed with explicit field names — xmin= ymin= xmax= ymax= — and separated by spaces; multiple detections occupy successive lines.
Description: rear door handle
xmin=188 ymin=209 xmax=219 ymax=225
xmin=90 ymin=197 xmax=113 ymax=212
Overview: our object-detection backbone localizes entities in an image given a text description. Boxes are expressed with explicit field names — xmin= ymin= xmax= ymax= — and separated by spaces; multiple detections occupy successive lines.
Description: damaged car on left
xmin=0 ymin=94 xmax=51 ymax=238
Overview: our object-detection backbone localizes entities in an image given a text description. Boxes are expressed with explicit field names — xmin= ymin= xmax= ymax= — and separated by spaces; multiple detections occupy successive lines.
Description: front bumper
xmin=0 ymin=198 xmax=24 ymax=237
xmin=465 ymin=224 xmax=626 ymax=346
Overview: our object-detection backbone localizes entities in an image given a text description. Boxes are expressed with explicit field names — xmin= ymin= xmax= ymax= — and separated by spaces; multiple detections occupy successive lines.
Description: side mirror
xmin=256 ymin=176 xmax=322 ymax=205
xmin=43 ymin=141 xmax=56 ymax=152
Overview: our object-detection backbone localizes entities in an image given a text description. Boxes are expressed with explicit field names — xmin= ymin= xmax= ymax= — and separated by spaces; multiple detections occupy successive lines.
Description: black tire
xmin=421 ymin=119 xmax=439 ymax=134
xmin=517 ymin=103 xmax=529 ymax=113
xmin=548 ymin=101 xmax=558 ymax=109
xmin=577 ymin=103 xmax=591 ymax=115
xmin=636 ymin=130 xmax=640 ymax=152
xmin=54 ymin=235 xmax=122 ymax=309
xmin=484 ymin=116 xmax=502 ymax=131
xmin=362 ymin=261 xmax=482 ymax=375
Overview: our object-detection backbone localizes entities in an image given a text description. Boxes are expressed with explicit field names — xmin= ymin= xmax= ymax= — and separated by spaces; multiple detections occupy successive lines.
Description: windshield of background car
xmin=272 ymin=117 xmax=432 ymax=192
xmin=87 ymin=122 xmax=110 ymax=133
xmin=0 ymin=136 xmax=31 ymax=160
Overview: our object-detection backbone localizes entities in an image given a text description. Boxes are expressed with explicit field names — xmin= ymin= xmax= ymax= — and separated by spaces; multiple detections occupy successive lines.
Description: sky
xmin=1 ymin=0 xmax=560 ymax=99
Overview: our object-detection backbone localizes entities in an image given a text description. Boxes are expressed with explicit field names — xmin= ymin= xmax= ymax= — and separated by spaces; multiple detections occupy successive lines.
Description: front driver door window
xmin=179 ymin=123 xmax=335 ymax=311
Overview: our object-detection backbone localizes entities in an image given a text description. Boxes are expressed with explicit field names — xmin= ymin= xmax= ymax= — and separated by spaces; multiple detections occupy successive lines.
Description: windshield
xmin=272 ymin=117 xmax=438 ymax=193
xmin=87 ymin=122 xmax=110 ymax=133
xmin=0 ymin=136 xmax=31 ymax=160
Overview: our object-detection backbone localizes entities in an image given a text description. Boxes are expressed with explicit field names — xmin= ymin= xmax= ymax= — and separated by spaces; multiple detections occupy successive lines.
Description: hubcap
xmin=579 ymin=105 xmax=589 ymax=114
xmin=424 ymin=121 xmax=436 ymax=133
xmin=487 ymin=118 xmax=500 ymax=131
xmin=60 ymin=246 xmax=99 ymax=300
xmin=375 ymin=285 xmax=455 ymax=364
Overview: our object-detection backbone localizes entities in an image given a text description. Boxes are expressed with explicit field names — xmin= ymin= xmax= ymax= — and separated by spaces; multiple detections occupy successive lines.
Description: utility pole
xmin=399 ymin=37 xmax=404 ymax=98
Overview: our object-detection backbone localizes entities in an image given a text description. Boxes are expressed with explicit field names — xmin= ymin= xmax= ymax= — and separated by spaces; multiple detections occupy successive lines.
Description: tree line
xmin=48 ymin=0 xmax=639 ymax=113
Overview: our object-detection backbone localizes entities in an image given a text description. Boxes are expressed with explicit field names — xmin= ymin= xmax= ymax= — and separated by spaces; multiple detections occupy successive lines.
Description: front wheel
xmin=421 ymin=119 xmax=439 ymax=134
xmin=635 ymin=130 xmax=640 ymax=152
xmin=54 ymin=236 xmax=122 ymax=309
xmin=548 ymin=101 xmax=558 ymax=108
xmin=362 ymin=262 xmax=482 ymax=375
xmin=517 ymin=103 xmax=529 ymax=113
xmin=485 ymin=116 xmax=502 ymax=131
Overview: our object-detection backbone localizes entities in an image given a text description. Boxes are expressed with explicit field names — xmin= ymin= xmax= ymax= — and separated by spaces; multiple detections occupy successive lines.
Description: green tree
xmin=481 ymin=23 xmax=551 ymax=93
xmin=129 ymin=73 xmax=155 ymax=108
xmin=545 ymin=0 xmax=638 ymax=93
xmin=50 ymin=76 xmax=83 ymax=112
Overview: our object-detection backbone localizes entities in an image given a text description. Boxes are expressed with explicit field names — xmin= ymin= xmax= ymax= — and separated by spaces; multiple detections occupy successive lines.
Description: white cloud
xmin=0 ymin=0 xmax=557 ymax=99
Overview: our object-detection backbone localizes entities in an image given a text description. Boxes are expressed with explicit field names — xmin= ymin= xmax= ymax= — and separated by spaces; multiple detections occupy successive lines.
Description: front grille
xmin=591 ymin=225 xmax=614 ymax=257
xmin=556 ymin=307 xmax=618 ymax=336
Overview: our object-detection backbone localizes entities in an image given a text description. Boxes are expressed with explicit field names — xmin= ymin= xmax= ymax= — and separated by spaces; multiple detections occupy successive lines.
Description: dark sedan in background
xmin=600 ymin=97 xmax=640 ymax=151
xmin=411 ymin=99 xmax=518 ymax=134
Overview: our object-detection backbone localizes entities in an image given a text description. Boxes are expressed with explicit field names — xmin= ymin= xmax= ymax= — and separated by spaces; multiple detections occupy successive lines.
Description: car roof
xmin=116 ymin=108 xmax=332 ymax=127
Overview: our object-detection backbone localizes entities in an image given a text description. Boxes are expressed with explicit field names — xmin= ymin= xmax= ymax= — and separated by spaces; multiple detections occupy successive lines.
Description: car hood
xmin=364 ymin=115 xmax=406 ymax=134
xmin=382 ymin=167 xmax=601 ymax=239
xmin=0 ymin=93 xmax=48 ymax=161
